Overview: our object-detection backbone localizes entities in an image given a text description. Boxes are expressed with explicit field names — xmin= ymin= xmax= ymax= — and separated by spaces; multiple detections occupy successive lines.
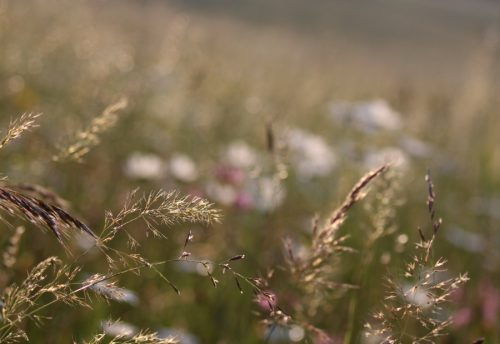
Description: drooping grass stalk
xmin=0 ymin=183 xmax=96 ymax=243
xmin=0 ymin=256 xmax=255 ymax=339
xmin=344 ymin=169 xmax=401 ymax=344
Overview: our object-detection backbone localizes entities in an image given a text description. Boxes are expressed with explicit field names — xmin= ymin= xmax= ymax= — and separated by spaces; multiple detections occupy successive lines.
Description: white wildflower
xmin=158 ymin=328 xmax=199 ymax=344
xmin=247 ymin=177 xmax=286 ymax=212
xmin=102 ymin=320 xmax=137 ymax=338
xmin=399 ymin=136 xmax=433 ymax=158
xmin=74 ymin=232 xmax=96 ymax=251
xmin=330 ymin=99 xmax=402 ymax=133
xmin=124 ymin=152 xmax=164 ymax=180
xmin=470 ymin=196 xmax=500 ymax=219
xmin=403 ymin=284 xmax=432 ymax=309
xmin=223 ymin=140 xmax=258 ymax=169
xmin=362 ymin=329 xmax=387 ymax=344
xmin=263 ymin=325 xmax=289 ymax=342
xmin=288 ymin=325 xmax=305 ymax=342
xmin=445 ymin=226 xmax=485 ymax=253
xmin=169 ymin=153 xmax=198 ymax=183
xmin=288 ymin=129 xmax=337 ymax=179
xmin=363 ymin=147 xmax=408 ymax=170
xmin=205 ymin=181 xmax=237 ymax=206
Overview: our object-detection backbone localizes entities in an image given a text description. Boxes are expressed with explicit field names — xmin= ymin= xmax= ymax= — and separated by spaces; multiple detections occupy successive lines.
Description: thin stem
xmin=0 ymin=257 xmax=256 ymax=336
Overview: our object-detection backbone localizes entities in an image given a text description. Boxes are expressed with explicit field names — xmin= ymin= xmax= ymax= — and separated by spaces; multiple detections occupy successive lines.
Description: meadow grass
xmin=0 ymin=1 xmax=498 ymax=343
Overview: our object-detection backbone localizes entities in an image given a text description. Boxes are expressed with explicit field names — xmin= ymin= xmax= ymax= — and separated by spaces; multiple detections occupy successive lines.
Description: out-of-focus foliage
xmin=0 ymin=0 xmax=499 ymax=342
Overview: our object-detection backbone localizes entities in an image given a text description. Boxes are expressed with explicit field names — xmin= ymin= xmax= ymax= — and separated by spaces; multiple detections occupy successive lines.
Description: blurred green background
xmin=0 ymin=0 xmax=499 ymax=343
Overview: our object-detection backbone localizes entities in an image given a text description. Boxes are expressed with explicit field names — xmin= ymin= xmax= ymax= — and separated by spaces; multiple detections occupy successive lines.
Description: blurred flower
xmin=74 ymin=232 xmax=96 ymax=251
xmin=286 ymin=240 xmax=311 ymax=261
xmin=288 ymin=325 xmax=305 ymax=342
xmin=262 ymin=325 xmax=289 ymax=342
xmin=403 ymin=284 xmax=431 ymax=309
xmin=479 ymin=280 xmax=500 ymax=328
xmin=397 ymin=234 xmax=409 ymax=245
xmin=362 ymin=329 xmax=386 ymax=344
xmin=450 ymin=285 xmax=466 ymax=303
xmin=174 ymin=260 xmax=198 ymax=273
xmin=470 ymin=196 xmax=500 ymax=219
xmin=363 ymin=147 xmax=408 ymax=170
xmin=398 ymin=136 xmax=433 ymax=158
xmin=247 ymin=177 xmax=286 ymax=212
xmin=102 ymin=320 xmax=137 ymax=338
xmin=205 ymin=181 xmax=237 ymax=206
xmin=288 ymin=129 xmax=337 ymax=179
xmin=313 ymin=331 xmax=342 ymax=344
xmin=452 ymin=307 xmax=472 ymax=328
xmin=214 ymin=165 xmax=246 ymax=185
xmin=158 ymin=328 xmax=199 ymax=344
xmin=444 ymin=226 xmax=485 ymax=253
xmin=379 ymin=252 xmax=391 ymax=265
xmin=234 ymin=191 xmax=253 ymax=211
xmin=168 ymin=153 xmax=198 ymax=183
xmin=124 ymin=152 xmax=164 ymax=180
xmin=223 ymin=140 xmax=258 ymax=169
xmin=330 ymin=99 xmax=402 ymax=133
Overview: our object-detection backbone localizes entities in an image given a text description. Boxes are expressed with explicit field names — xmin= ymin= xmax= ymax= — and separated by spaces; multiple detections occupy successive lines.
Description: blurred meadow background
xmin=0 ymin=0 xmax=499 ymax=343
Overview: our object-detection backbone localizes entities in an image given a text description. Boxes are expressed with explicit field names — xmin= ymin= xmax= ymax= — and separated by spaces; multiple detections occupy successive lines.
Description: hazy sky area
xmin=164 ymin=0 xmax=500 ymax=92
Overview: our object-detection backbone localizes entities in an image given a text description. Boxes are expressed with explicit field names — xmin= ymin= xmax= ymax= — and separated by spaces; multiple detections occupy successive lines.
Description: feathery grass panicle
xmin=0 ymin=113 xmax=42 ymax=151
xmin=262 ymin=165 xmax=389 ymax=343
xmin=0 ymin=257 xmax=85 ymax=342
xmin=0 ymin=182 xmax=95 ymax=243
xmin=286 ymin=165 xmax=388 ymax=289
xmin=88 ymin=189 xmax=222 ymax=287
xmin=84 ymin=323 xmax=178 ymax=344
xmin=323 ymin=164 xmax=389 ymax=232
xmin=0 ymin=329 xmax=27 ymax=344
xmin=344 ymin=168 xmax=405 ymax=344
xmin=100 ymin=189 xmax=221 ymax=245
xmin=54 ymin=97 xmax=128 ymax=162
xmin=365 ymin=171 xmax=469 ymax=343
xmin=363 ymin=168 xmax=404 ymax=244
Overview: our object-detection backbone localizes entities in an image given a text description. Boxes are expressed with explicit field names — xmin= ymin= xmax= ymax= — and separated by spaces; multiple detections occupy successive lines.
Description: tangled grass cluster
xmin=364 ymin=172 xmax=470 ymax=343
xmin=0 ymin=111 xmax=479 ymax=343
xmin=0 ymin=114 xmax=226 ymax=343
xmin=0 ymin=1 xmax=496 ymax=342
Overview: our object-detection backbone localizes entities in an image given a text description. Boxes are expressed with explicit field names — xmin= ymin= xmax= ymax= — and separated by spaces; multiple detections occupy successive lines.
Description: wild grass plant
xmin=0 ymin=0 xmax=498 ymax=343
xmin=364 ymin=172 xmax=469 ymax=343
xmin=0 ymin=114 xmax=223 ymax=343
